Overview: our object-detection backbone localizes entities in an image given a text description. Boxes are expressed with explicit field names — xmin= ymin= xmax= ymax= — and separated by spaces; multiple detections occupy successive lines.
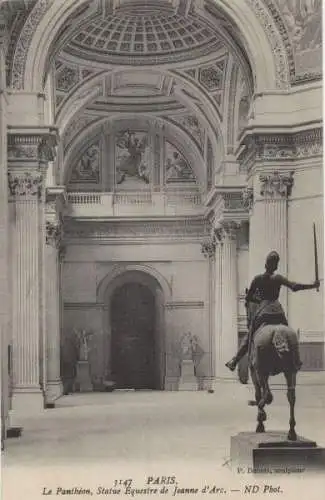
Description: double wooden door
xmin=111 ymin=282 xmax=156 ymax=389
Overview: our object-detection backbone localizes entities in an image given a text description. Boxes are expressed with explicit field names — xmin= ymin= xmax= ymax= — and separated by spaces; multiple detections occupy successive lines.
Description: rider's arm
xmin=278 ymin=275 xmax=319 ymax=292
xmin=245 ymin=277 xmax=260 ymax=303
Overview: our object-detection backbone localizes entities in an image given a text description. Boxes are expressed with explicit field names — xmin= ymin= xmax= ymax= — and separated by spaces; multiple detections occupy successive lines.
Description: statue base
xmin=178 ymin=360 xmax=197 ymax=391
xmin=75 ymin=361 xmax=93 ymax=393
xmin=231 ymin=432 xmax=325 ymax=471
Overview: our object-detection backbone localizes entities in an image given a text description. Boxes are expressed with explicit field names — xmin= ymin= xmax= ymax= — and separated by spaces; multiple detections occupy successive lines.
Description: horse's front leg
xmin=284 ymin=371 xmax=297 ymax=441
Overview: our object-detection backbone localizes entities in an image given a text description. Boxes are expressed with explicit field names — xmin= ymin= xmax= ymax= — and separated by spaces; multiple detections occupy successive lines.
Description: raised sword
xmin=313 ymin=222 xmax=319 ymax=292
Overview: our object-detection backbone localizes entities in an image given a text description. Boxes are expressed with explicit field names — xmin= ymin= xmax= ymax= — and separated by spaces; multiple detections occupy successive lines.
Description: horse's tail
xmin=271 ymin=326 xmax=302 ymax=371
xmin=272 ymin=329 xmax=290 ymax=356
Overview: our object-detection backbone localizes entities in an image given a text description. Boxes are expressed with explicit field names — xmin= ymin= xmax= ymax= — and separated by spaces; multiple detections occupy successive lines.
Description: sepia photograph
xmin=0 ymin=0 xmax=324 ymax=498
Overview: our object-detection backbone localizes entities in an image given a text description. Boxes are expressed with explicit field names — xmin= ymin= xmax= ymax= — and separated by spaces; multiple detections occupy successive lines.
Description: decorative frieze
xmin=260 ymin=171 xmax=294 ymax=198
xmin=8 ymin=131 xmax=58 ymax=162
xmin=64 ymin=217 xmax=208 ymax=241
xmin=8 ymin=171 xmax=43 ymax=197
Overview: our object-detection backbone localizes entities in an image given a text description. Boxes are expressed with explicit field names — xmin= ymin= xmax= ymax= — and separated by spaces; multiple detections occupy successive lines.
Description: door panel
xmin=111 ymin=283 xmax=156 ymax=389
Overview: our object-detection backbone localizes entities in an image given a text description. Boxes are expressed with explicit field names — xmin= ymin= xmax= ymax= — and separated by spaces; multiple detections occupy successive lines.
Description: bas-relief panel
xmin=70 ymin=142 xmax=101 ymax=184
xmin=275 ymin=0 xmax=322 ymax=75
xmin=115 ymin=130 xmax=151 ymax=189
xmin=165 ymin=142 xmax=195 ymax=183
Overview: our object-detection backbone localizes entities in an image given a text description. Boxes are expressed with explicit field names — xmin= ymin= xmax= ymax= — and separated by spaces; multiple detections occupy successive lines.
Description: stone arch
xmin=56 ymin=66 xmax=224 ymax=163
xmin=97 ymin=265 xmax=171 ymax=389
xmin=97 ymin=264 xmax=172 ymax=303
xmin=12 ymin=0 xmax=289 ymax=93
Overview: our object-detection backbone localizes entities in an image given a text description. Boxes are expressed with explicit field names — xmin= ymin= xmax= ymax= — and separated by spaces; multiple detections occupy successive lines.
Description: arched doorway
xmin=100 ymin=268 xmax=168 ymax=390
xmin=111 ymin=282 xmax=156 ymax=389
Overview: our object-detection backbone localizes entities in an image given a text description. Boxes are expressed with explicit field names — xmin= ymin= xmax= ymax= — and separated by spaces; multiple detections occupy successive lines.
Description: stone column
xmin=45 ymin=187 xmax=65 ymax=406
xmin=258 ymin=171 xmax=294 ymax=313
xmin=219 ymin=222 xmax=239 ymax=379
xmin=0 ymin=90 xmax=10 ymax=446
xmin=8 ymin=129 xmax=58 ymax=418
xmin=201 ymin=233 xmax=216 ymax=390
xmin=213 ymin=231 xmax=223 ymax=380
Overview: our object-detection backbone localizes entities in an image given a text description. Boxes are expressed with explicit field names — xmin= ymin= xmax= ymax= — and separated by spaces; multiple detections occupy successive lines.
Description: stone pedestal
xmin=75 ymin=361 xmax=93 ymax=392
xmin=178 ymin=360 xmax=197 ymax=391
xmin=231 ymin=432 xmax=325 ymax=471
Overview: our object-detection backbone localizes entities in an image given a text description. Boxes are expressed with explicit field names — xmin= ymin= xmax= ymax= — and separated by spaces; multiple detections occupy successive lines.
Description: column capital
xmin=7 ymin=127 xmax=59 ymax=164
xmin=201 ymin=238 xmax=216 ymax=259
xmin=46 ymin=220 xmax=62 ymax=249
xmin=219 ymin=220 xmax=240 ymax=241
xmin=241 ymin=187 xmax=254 ymax=211
xmin=259 ymin=170 xmax=294 ymax=198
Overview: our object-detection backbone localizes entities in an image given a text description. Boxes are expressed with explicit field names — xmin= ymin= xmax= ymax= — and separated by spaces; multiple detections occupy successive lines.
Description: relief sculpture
xmin=276 ymin=0 xmax=321 ymax=51
xmin=165 ymin=142 xmax=195 ymax=183
xmin=70 ymin=143 xmax=100 ymax=183
xmin=115 ymin=130 xmax=151 ymax=188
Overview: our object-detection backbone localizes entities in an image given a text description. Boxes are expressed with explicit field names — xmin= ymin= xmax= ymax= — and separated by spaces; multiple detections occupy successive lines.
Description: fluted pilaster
xmin=0 ymin=90 xmax=10 ymax=442
xmin=219 ymin=222 xmax=239 ymax=378
xmin=9 ymin=171 xmax=43 ymax=407
xmin=213 ymin=238 xmax=223 ymax=379
xmin=45 ymin=187 xmax=65 ymax=404
xmin=202 ymin=221 xmax=239 ymax=381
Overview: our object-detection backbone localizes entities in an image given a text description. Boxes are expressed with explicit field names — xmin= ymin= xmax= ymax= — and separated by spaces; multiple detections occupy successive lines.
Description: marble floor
xmin=2 ymin=375 xmax=325 ymax=500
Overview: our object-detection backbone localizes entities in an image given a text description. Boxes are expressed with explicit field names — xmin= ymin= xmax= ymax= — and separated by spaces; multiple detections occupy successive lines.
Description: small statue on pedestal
xmin=179 ymin=332 xmax=203 ymax=391
xmin=74 ymin=329 xmax=93 ymax=392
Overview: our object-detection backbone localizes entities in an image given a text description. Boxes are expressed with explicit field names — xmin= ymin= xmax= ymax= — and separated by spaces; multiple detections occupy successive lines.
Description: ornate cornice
xmin=260 ymin=170 xmax=294 ymax=198
xmin=8 ymin=170 xmax=42 ymax=197
xmin=7 ymin=129 xmax=59 ymax=162
xmin=237 ymin=127 xmax=323 ymax=168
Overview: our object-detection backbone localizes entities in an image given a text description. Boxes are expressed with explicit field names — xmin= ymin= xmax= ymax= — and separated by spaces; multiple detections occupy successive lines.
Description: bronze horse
xmin=246 ymin=300 xmax=300 ymax=441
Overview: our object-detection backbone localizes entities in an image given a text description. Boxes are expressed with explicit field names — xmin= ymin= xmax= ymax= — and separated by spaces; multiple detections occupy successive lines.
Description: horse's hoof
xmin=258 ymin=409 xmax=267 ymax=421
xmin=287 ymin=431 xmax=297 ymax=441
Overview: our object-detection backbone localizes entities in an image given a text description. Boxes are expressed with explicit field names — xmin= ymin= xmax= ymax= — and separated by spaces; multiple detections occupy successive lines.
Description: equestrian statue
xmin=225 ymin=248 xmax=320 ymax=441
